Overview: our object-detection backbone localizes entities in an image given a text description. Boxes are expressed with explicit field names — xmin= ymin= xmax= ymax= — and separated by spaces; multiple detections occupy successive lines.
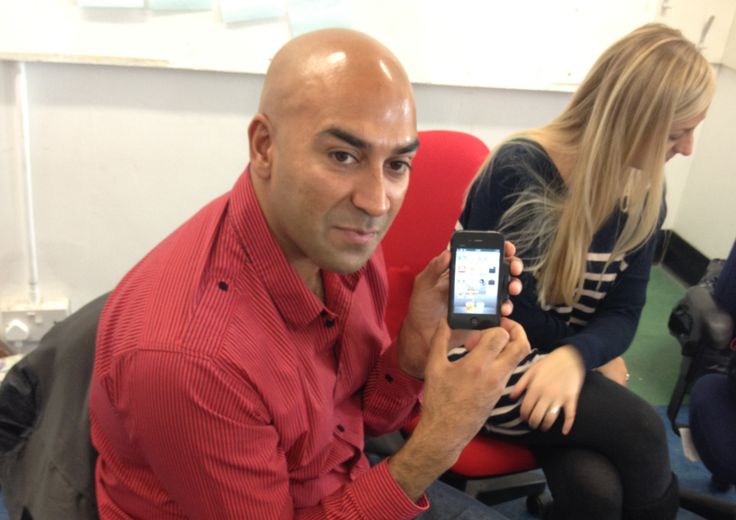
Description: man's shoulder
xmin=96 ymin=193 xmax=241 ymax=357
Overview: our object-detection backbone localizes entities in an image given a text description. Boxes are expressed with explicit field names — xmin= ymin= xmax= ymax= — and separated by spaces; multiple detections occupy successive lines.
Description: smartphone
xmin=448 ymin=230 xmax=507 ymax=329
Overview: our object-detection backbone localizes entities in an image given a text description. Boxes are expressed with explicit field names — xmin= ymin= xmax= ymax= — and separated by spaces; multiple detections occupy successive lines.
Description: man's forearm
xmin=386 ymin=418 xmax=467 ymax=501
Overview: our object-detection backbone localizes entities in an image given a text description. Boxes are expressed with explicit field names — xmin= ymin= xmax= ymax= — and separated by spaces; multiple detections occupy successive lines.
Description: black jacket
xmin=0 ymin=294 xmax=107 ymax=520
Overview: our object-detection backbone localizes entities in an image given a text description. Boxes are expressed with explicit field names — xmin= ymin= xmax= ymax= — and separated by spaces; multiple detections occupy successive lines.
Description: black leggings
xmin=491 ymin=371 xmax=678 ymax=520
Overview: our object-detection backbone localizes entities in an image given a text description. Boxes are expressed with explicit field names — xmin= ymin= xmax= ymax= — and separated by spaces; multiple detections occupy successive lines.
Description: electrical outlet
xmin=1 ymin=298 xmax=70 ymax=351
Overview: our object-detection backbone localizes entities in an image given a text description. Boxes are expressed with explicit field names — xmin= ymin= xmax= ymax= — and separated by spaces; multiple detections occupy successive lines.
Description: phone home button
xmin=470 ymin=317 xmax=479 ymax=326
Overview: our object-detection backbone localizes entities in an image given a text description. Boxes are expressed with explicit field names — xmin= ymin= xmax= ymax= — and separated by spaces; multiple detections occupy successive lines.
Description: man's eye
xmin=389 ymin=160 xmax=411 ymax=174
xmin=331 ymin=151 xmax=356 ymax=164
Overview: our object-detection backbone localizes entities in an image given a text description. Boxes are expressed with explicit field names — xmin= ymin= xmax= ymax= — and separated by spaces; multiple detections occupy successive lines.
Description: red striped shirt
xmin=90 ymin=170 xmax=426 ymax=519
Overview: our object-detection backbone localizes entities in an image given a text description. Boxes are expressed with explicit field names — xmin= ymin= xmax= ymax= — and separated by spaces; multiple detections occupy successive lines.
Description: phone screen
xmin=451 ymin=246 xmax=502 ymax=317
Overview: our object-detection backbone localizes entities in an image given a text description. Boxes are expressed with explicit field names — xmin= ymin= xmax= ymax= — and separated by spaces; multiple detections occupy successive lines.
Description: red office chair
xmin=382 ymin=130 xmax=549 ymax=515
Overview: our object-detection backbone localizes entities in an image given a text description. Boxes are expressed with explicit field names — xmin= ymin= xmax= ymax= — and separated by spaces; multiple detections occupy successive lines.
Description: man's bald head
xmin=259 ymin=29 xmax=413 ymax=122
xmin=247 ymin=29 xmax=418 ymax=280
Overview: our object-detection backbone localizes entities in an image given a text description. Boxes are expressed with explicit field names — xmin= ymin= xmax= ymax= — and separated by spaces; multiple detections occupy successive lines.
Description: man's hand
xmin=397 ymin=242 xmax=523 ymax=379
xmin=509 ymin=345 xmax=585 ymax=435
xmin=388 ymin=319 xmax=530 ymax=500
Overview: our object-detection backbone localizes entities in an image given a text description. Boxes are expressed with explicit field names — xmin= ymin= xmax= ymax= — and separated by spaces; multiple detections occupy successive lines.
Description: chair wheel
xmin=526 ymin=492 xmax=553 ymax=518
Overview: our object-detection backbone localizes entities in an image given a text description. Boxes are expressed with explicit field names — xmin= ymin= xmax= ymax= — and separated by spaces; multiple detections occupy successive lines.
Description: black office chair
xmin=0 ymin=294 xmax=107 ymax=520
xmin=667 ymin=259 xmax=733 ymax=435
xmin=666 ymin=259 xmax=736 ymax=519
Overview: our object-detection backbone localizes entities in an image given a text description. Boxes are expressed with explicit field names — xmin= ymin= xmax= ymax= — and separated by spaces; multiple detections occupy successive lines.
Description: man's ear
xmin=248 ymin=114 xmax=274 ymax=179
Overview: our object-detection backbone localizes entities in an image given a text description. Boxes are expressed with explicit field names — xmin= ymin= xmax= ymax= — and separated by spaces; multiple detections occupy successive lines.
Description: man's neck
xmin=292 ymin=260 xmax=324 ymax=302
xmin=250 ymin=171 xmax=325 ymax=302
xmin=308 ymin=273 xmax=324 ymax=302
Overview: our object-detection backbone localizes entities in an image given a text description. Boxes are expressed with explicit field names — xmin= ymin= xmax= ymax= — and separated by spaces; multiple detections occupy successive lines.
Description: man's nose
xmin=352 ymin=167 xmax=389 ymax=217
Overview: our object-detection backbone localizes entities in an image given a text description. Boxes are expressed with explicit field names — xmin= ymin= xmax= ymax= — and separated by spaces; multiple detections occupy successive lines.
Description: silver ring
xmin=625 ymin=372 xmax=631 ymax=381
xmin=547 ymin=406 xmax=560 ymax=415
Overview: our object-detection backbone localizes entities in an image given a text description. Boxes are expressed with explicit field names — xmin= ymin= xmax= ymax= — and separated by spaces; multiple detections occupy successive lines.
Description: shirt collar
xmin=229 ymin=168 xmax=363 ymax=329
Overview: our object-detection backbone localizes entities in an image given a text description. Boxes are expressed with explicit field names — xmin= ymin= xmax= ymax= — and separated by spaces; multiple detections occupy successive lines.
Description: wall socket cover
xmin=0 ymin=299 xmax=71 ymax=350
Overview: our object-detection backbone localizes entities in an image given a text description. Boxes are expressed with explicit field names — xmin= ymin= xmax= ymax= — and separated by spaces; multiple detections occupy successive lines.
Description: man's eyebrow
xmin=321 ymin=128 xmax=369 ymax=149
xmin=396 ymin=139 xmax=420 ymax=155
xmin=320 ymin=127 xmax=420 ymax=155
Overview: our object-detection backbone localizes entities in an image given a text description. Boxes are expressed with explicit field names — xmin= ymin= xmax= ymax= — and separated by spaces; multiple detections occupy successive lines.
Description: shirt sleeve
xmin=362 ymin=340 xmax=423 ymax=437
xmin=115 ymin=349 xmax=426 ymax=520
xmin=559 ymin=231 xmax=659 ymax=369
xmin=300 ymin=459 xmax=428 ymax=520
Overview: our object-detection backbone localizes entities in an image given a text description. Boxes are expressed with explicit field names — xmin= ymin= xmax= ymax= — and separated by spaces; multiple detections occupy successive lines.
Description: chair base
xmin=679 ymin=488 xmax=736 ymax=520
xmin=442 ymin=470 xmax=550 ymax=516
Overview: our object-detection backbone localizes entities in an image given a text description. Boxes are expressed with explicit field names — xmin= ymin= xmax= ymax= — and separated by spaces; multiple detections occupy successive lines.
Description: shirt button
xmin=336 ymin=424 xmax=345 ymax=433
xmin=385 ymin=374 xmax=394 ymax=383
xmin=324 ymin=318 xmax=336 ymax=328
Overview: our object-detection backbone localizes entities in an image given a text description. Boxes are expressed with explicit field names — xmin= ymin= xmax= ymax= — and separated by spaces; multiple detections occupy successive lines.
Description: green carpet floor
xmin=625 ymin=266 xmax=688 ymax=405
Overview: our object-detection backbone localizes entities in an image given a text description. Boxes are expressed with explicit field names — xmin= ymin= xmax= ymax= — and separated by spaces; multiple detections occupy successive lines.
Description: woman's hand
xmin=510 ymin=345 xmax=585 ymax=435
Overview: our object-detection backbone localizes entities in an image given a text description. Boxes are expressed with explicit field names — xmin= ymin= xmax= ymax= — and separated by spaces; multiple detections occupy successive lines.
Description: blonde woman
xmin=458 ymin=24 xmax=715 ymax=519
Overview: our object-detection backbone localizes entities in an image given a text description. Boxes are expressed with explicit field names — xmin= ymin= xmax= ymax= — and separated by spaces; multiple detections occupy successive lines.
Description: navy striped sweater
xmin=456 ymin=139 xmax=663 ymax=434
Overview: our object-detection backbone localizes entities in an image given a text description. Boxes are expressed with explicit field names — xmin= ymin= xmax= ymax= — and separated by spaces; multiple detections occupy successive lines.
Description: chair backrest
xmin=382 ymin=129 xmax=489 ymax=337
xmin=384 ymin=131 xmax=540 ymax=477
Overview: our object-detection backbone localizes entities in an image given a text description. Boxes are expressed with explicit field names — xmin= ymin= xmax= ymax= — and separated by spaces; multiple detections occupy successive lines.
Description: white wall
xmin=668 ymin=9 xmax=736 ymax=260
xmin=722 ymin=5 xmax=736 ymax=70
xmin=671 ymin=64 xmax=736 ymax=259
xmin=0 ymin=0 xmax=661 ymax=91
xmin=2 ymin=45 xmax=735 ymax=312
xmin=1 ymin=63 xmax=259 ymax=309
xmin=0 ymin=61 xmax=572 ymax=311
xmin=0 ymin=62 xmax=28 ymax=304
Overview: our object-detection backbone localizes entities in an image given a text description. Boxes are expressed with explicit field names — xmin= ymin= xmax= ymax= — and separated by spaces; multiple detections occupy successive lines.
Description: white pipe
xmin=15 ymin=61 xmax=40 ymax=306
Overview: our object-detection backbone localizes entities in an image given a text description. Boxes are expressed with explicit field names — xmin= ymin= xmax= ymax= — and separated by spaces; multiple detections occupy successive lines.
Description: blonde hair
xmin=490 ymin=24 xmax=715 ymax=307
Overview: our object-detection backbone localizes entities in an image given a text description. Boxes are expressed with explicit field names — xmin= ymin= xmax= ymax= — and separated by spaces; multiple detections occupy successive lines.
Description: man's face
xmin=260 ymin=77 xmax=418 ymax=275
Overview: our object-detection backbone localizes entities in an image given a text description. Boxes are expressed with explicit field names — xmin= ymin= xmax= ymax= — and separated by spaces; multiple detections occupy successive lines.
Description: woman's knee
xmin=579 ymin=373 xmax=667 ymax=451
xmin=623 ymin=396 xmax=667 ymax=449
xmin=540 ymin=449 xmax=624 ymax=520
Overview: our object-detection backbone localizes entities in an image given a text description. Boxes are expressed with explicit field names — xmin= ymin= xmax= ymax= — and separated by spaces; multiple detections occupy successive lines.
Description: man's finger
xmin=500 ymin=300 xmax=514 ymax=316
xmin=414 ymin=250 xmax=451 ymax=289
xmin=507 ymin=277 xmax=522 ymax=296
xmin=494 ymin=319 xmax=530 ymax=368
xmin=428 ymin=249 xmax=451 ymax=274
xmin=503 ymin=241 xmax=517 ymax=258
xmin=508 ymin=257 xmax=523 ymax=277
xmin=470 ymin=327 xmax=509 ymax=359
xmin=499 ymin=318 xmax=523 ymax=336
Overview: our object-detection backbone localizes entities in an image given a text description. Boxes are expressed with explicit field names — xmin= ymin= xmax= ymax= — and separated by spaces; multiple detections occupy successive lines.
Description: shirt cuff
xmin=349 ymin=458 xmax=428 ymax=519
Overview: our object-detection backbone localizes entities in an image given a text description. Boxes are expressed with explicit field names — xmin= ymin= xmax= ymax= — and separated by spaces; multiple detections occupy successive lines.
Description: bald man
xmin=90 ymin=29 xmax=527 ymax=519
